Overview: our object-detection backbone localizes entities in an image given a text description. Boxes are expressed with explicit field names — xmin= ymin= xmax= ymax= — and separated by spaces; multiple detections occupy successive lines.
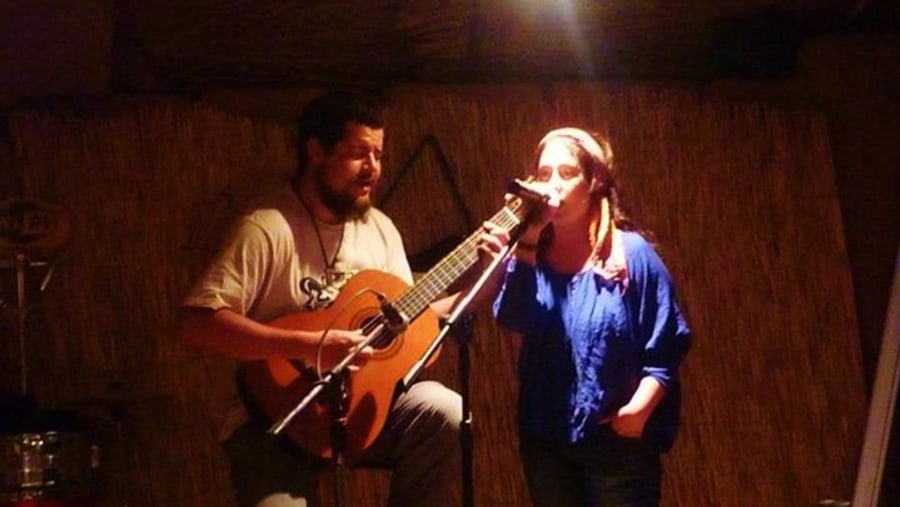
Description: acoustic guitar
xmin=240 ymin=197 xmax=528 ymax=458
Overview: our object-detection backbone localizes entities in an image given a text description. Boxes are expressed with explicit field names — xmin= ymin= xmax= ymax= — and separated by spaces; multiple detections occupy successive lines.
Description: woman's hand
xmin=609 ymin=403 xmax=650 ymax=438
xmin=607 ymin=377 xmax=667 ymax=438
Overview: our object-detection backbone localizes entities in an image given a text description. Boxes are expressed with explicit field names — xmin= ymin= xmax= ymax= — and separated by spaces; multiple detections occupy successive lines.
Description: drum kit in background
xmin=0 ymin=197 xmax=102 ymax=507
xmin=0 ymin=399 xmax=101 ymax=507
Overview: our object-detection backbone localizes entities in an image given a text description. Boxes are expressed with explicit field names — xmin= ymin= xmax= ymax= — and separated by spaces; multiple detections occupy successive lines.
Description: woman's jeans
xmin=520 ymin=425 xmax=662 ymax=507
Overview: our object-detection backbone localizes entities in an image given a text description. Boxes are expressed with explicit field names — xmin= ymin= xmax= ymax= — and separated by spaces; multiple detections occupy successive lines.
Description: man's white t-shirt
xmin=183 ymin=184 xmax=414 ymax=441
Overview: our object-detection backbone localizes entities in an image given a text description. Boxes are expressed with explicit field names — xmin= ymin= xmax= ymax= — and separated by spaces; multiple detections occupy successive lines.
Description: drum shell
xmin=0 ymin=431 xmax=99 ymax=505
xmin=1 ymin=498 xmax=93 ymax=506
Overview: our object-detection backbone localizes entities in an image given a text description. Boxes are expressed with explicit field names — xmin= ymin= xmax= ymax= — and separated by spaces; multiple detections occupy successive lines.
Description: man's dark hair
xmin=297 ymin=90 xmax=385 ymax=172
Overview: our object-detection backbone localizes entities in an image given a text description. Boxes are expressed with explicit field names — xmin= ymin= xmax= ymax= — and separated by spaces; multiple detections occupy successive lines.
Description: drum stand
xmin=2 ymin=251 xmax=55 ymax=398
xmin=0 ymin=252 xmax=87 ymax=505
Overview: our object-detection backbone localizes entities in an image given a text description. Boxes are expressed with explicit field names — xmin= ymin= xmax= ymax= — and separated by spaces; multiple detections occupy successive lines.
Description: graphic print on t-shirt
xmin=299 ymin=267 xmax=356 ymax=311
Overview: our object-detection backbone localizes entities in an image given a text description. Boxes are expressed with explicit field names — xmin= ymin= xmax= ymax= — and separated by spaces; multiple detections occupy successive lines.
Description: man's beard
xmin=316 ymin=172 xmax=372 ymax=220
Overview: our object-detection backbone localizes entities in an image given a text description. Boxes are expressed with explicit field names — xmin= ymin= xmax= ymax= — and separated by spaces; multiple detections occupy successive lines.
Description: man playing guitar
xmin=176 ymin=91 xmax=470 ymax=507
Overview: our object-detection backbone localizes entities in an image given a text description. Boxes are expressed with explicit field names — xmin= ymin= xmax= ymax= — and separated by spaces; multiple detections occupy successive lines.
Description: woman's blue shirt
xmin=493 ymin=231 xmax=691 ymax=450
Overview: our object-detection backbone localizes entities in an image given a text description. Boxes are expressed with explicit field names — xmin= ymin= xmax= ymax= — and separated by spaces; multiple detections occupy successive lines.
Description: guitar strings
xmin=311 ymin=197 xmax=527 ymax=377
xmin=314 ymin=286 xmax=391 ymax=377
xmin=390 ymin=200 xmax=525 ymax=318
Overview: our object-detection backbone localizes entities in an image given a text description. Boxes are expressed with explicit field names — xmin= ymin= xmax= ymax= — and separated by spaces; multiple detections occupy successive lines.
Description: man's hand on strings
xmin=313 ymin=328 xmax=374 ymax=372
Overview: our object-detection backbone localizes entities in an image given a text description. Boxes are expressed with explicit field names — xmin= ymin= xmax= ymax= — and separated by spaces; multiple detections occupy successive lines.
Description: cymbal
xmin=56 ymin=385 xmax=175 ymax=410
xmin=60 ymin=392 xmax=174 ymax=408
xmin=0 ymin=196 xmax=71 ymax=256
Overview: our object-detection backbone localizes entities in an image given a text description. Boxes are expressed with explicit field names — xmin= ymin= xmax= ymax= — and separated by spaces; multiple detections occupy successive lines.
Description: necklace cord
xmin=298 ymin=197 xmax=345 ymax=270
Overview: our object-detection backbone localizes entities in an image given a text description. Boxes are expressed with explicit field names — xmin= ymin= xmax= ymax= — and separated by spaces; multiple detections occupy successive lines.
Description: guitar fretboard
xmin=392 ymin=200 xmax=526 ymax=321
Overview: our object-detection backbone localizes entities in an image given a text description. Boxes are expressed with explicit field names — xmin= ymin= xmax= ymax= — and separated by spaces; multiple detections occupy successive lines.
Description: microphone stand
xmin=269 ymin=315 xmax=389 ymax=437
xmin=400 ymin=241 xmax=517 ymax=507
xmin=328 ymin=368 xmax=350 ymax=507
xmin=267 ymin=323 xmax=387 ymax=507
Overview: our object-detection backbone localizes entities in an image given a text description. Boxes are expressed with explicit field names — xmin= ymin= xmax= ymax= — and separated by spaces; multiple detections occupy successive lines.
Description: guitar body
xmin=240 ymin=197 xmax=528 ymax=459
xmin=240 ymin=269 xmax=441 ymax=459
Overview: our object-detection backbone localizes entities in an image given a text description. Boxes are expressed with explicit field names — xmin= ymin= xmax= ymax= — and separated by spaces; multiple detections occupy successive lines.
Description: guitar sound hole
xmin=361 ymin=316 xmax=396 ymax=351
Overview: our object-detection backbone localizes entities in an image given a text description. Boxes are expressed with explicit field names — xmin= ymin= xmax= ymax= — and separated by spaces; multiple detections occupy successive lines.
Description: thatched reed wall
xmin=1 ymin=85 xmax=866 ymax=506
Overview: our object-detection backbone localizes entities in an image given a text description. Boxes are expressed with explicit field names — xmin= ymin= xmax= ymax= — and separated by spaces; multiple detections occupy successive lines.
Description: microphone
xmin=507 ymin=179 xmax=553 ymax=203
xmin=377 ymin=293 xmax=409 ymax=334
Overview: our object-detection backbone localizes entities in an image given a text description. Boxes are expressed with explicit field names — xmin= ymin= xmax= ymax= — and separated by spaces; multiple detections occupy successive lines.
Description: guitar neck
xmin=393 ymin=202 xmax=524 ymax=319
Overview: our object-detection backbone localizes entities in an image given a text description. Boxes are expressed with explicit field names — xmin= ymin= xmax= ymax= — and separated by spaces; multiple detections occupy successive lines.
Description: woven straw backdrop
xmin=1 ymin=84 xmax=865 ymax=506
